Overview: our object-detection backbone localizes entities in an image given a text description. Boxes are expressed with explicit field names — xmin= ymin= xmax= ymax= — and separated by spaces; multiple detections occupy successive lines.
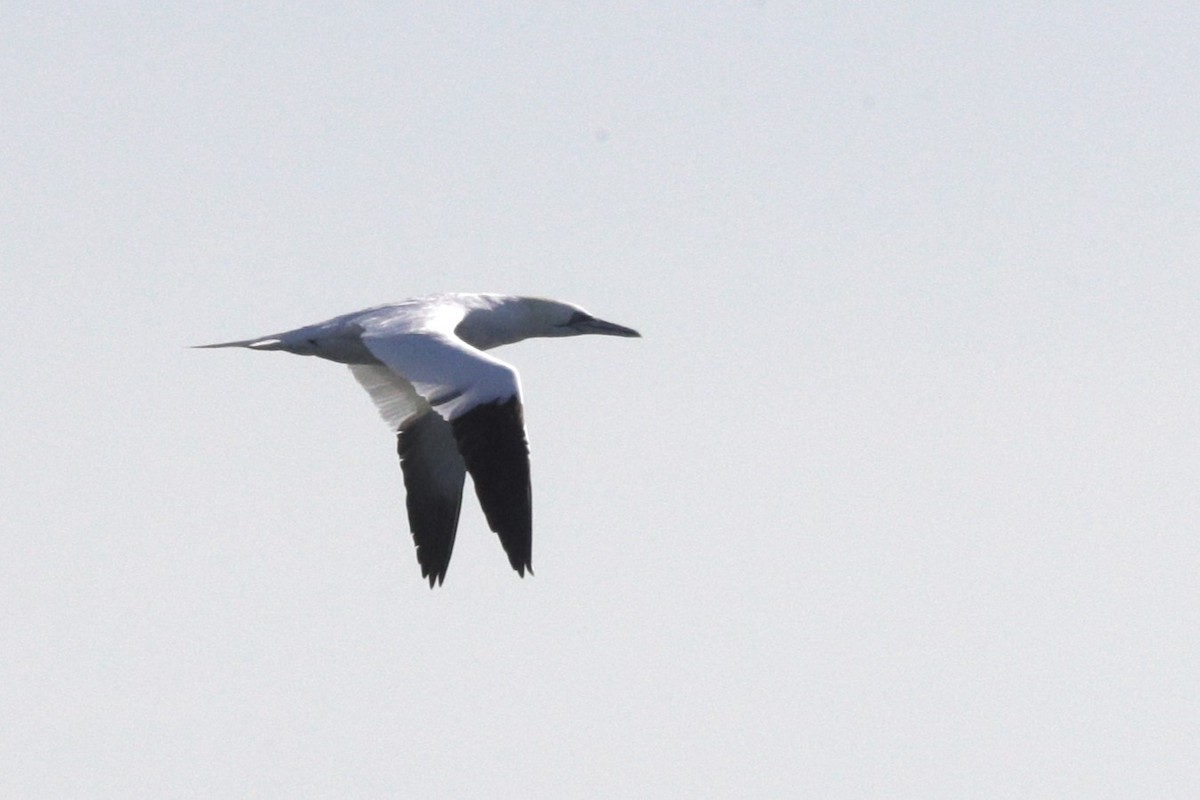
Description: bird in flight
xmin=196 ymin=293 xmax=640 ymax=586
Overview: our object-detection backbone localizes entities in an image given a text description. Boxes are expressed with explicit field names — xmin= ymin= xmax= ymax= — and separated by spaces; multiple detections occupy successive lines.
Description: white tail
xmin=192 ymin=337 xmax=284 ymax=351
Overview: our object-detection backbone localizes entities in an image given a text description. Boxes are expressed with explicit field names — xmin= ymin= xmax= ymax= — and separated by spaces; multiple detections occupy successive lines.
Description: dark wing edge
xmin=397 ymin=411 xmax=467 ymax=587
xmin=449 ymin=396 xmax=533 ymax=577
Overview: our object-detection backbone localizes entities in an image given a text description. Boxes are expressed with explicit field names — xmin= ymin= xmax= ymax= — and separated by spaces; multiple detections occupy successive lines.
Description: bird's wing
xmin=360 ymin=328 xmax=533 ymax=578
xmin=348 ymin=363 xmax=426 ymax=431
xmin=349 ymin=364 xmax=467 ymax=586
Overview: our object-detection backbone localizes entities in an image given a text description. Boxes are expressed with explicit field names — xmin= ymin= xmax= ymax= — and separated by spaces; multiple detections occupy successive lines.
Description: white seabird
xmin=197 ymin=293 xmax=640 ymax=586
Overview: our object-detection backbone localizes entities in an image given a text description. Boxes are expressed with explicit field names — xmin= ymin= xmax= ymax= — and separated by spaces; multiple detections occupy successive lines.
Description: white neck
xmin=453 ymin=295 xmax=535 ymax=350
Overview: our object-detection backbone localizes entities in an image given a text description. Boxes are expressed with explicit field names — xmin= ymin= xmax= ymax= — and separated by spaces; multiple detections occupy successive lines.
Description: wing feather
xmin=348 ymin=363 xmax=467 ymax=585
xmin=361 ymin=328 xmax=533 ymax=578
xmin=397 ymin=411 xmax=467 ymax=586
xmin=348 ymin=364 xmax=425 ymax=431
xmin=449 ymin=397 xmax=532 ymax=575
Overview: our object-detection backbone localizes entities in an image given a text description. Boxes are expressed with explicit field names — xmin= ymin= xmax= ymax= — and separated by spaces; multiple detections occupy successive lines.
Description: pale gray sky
xmin=3 ymin=2 xmax=1198 ymax=797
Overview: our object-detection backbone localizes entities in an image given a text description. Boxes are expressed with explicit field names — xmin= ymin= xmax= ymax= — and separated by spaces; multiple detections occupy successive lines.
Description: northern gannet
xmin=197 ymin=293 xmax=640 ymax=586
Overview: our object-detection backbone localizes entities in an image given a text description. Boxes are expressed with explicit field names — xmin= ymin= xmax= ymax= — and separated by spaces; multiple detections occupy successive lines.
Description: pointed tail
xmin=191 ymin=336 xmax=285 ymax=351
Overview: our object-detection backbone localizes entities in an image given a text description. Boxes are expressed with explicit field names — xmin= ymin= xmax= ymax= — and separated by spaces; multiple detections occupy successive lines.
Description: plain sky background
xmin=3 ymin=2 xmax=1198 ymax=796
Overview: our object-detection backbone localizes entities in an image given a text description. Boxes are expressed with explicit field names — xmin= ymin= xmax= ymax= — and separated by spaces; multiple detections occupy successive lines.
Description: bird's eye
xmin=566 ymin=311 xmax=592 ymax=326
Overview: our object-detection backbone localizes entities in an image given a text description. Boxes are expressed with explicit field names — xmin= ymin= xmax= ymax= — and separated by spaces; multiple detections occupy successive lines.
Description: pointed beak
xmin=576 ymin=317 xmax=641 ymax=338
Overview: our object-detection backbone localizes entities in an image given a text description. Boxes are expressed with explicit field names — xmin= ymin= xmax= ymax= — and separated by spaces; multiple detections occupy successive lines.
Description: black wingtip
xmin=450 ymin=396 xmax=533 ymax=580
xmin=511 ymin=555 xmax=533 ymax=578
xmin=398 ymin=413 xmax=466 ymax=589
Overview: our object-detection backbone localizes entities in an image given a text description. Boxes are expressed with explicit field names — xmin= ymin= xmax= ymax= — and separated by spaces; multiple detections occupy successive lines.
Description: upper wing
xmin=361 ymin=328 xmax=533 ymax=577
xmin=349 ymin=364 xmax=467 ymax=586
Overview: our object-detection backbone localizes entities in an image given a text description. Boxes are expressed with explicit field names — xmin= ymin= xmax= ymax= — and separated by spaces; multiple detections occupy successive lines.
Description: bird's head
xmin=458 ymin=296 xmax=640 ymax=349
xmin=524 ymin=298 xmax=641 ymax=340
